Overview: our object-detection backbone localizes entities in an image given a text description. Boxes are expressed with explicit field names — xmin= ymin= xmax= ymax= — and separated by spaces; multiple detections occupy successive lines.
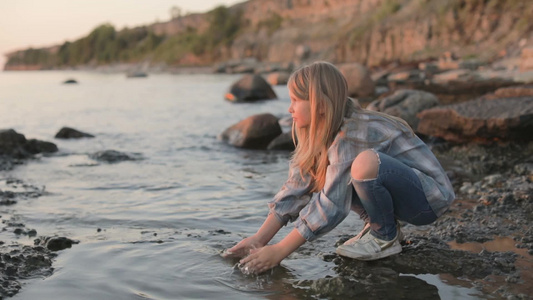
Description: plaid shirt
xmin=268 ymin=111 xmax=455 ymax=241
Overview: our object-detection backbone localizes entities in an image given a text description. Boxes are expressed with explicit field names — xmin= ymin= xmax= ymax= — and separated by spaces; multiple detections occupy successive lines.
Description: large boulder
xmin=0 ymin=129 xmax=27 ymax=155
xmin=367 ymin=89 xmax=439 ymax=130
xmin=417 ymin=96 xmax=533 ymax=143
xmin=267 ymin=71 xmax=291 ymax=86
xmin=493 ymin=85 xmax=533 ymax=98
xmin=225 ymin=74 xmax=277 ymax=102
xmin=55 ymin=127 xmax=94 ymax=139
xmin=0 ymin=129 xmax=58 ymax=159
xmin=391 ymin=69 xmax=517 ymax=104
xmin=219 ymin=113 xmax=282 ymax=149
xmin=267 ymin=132 xmax=295 ymax=151
xmin=337 ymin=63 xmax=375 ymax=97
xmin=24 ymin=139 xmax=58 ymax=154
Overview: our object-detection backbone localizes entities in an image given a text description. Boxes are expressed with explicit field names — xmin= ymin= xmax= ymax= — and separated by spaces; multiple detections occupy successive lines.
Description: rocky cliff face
xmin=335 ymin=0 xmax=532 ymax=66
xmin=4 ymin=0 xmax=533 ymax=70
xmin=147 ymin=0 xmax=532 ymax=67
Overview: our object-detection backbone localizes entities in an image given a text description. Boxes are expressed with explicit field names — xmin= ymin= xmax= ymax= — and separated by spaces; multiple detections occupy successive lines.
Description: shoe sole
xmin=336 ymin=243 xmax=402 ymax=261
xmin=345 ymin=225 xmax=405 ymax=246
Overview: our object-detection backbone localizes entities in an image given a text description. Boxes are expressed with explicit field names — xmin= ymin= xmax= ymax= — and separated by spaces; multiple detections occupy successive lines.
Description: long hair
xmin=288 ymin=61 xmax=414 ymax=193
xmin=288 ymin=61 xmax=350 ymax=192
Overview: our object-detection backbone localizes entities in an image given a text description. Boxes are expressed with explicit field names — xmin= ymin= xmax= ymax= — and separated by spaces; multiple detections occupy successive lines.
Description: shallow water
xmin=0 ymin=71 xmax=483 ymax=299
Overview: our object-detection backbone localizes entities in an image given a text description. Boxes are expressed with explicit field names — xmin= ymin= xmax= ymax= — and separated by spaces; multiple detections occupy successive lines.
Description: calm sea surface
xmin=0 ymin=71 xmax=482 ymax=299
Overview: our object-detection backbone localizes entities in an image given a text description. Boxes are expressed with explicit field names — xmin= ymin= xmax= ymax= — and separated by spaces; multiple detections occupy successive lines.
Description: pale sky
xmin=0 ymin=0 xmax=244 ymax=68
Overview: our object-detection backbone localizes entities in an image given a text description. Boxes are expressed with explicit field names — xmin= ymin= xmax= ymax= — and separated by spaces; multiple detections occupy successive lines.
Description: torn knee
xmin=351 ymin=149 xmax=380 ymax=181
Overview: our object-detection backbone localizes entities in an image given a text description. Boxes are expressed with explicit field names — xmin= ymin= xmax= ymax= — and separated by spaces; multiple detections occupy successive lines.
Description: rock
xmin=0 ymin=243 xmax=56 ymax=297
xmin=308 ymin=277 xmax=365 ymax=298
xmin=24 ymin=139 xmax=58 ymax=154
xmin=387 ymin=70 xmax=423 ymax=82
xmin=267 ymin=71 xmax=290 ymax=86
xmin=0 ymin=129 xmax=27 ymax=156
xmin=438 ymin=59 xmax=484 ymax=71
xmin=514 ymin=163 xmax=533 ymax=175
xmin=418 ymin=62 xmax=440 ymax=74
xmin=417 ymin=97 xmax=533 ymax=143
xmin=295 ymin=44 xmax=311 ymax=60
xmin=399 ymin=75 xmax=517 ymax=104
xmin=254 ymin=62 xmax=293 ymax=74
xmin=224 ymin=74 xmax=277 ymax=102
xmin=126 ymin=71 xmax=148 ymax=78
xmin=338 ymin=63 xmax=375 ymax=97
xmin=493 ymin=85 xmax=533 ymax=98
xmin=232 ymin=64 xmax=255 ymax=74
xmin=484 ymin=174 xmax=503 ymax=185
xmin=219 ymin=113 xmax=282 ymax=149
xmin=55 ymin=127 xmax=94 ymax=139
xmin=267 ymin=132 xmax=295 ymax=151
xmin=214 ymin=58 xmax=259 ymax=74
xmin=367 ymin=89 xmax=439 ymax=130
xmin=0 ymin=129 xmax=57 ymax=158
xmin=278 ymin=116 xmax=293 ymax=128
xmin=520 ymin=47 xmax=533 ymax=71
xmin=432 ymin=69 xmax=478 ymax=84
xmin=35 ymin=236 xmax=79 ymax=251
xmin=89 ymin=150 xmax=140 ymax=163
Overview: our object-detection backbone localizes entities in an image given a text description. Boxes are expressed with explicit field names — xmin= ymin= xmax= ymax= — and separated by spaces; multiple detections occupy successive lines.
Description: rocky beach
xmin=1 ymin=0 xmax=533 ymax=298
xmin=1 ymin=54 xmax=532 ymax=299
xmin=216 ymin=56 xmax=532 ymax=298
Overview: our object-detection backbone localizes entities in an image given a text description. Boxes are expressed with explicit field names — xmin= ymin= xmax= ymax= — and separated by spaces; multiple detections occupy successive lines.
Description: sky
xmin=0 ymin=0 xmax=244 ymax=67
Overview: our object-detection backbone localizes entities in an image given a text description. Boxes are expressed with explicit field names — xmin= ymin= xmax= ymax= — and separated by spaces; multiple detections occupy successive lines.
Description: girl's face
xmin=288 ymin=91 xmax=311 ymax=128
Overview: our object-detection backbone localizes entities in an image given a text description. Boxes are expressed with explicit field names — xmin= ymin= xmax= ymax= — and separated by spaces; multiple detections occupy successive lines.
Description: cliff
xmin=4 ymin=0 xmax=533 ymax=70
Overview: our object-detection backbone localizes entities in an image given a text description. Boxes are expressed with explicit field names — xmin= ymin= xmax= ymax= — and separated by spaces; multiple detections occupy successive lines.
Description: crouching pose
xmin=223 ymin=61 xmax=454 ymax=274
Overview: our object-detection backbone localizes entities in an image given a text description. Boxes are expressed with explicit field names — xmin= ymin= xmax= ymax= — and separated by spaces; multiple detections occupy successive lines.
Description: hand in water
xmin=238 ymin=245 xmax=284 ymax=274
xmin=221 ymin=235 xmax=262 ymax=258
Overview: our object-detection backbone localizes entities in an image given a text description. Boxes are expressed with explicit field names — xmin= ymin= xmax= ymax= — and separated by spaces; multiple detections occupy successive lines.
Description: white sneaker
xmin=343 ymin=221 xmax=404 ymax=246
xmin=396 ymin=221 xmax=405 ymax=242
xmin=336 ymin=229 xmax=402 ymax=261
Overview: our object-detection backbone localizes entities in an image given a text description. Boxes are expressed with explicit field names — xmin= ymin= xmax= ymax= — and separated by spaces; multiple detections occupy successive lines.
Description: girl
xmin=223 ymin=61 xmax=454 ymax=274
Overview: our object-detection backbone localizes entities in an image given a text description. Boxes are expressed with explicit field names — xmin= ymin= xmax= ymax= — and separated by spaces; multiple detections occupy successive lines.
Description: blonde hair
xmin=288 ymin=61 xmax=413 ymax=192
xmin=288 ymin=61 xmax=351 ymax=192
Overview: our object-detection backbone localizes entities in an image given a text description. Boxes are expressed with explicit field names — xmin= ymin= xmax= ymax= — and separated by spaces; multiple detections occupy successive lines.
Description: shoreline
xmin=2 ymin=141 xmax=532 ymax=299
xmin=1 ymin=67 xmax=532 ymax=298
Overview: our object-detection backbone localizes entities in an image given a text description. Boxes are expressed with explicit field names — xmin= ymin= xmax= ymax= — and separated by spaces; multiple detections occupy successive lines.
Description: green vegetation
xmin=152 ymin=27 xmax=205 ymax=64
xmin=151 ymin=5 xmax=244 ymax=64
xmin=204 ymin=5 xmax=243 ymax=49
xmin=6 ymin=24 xmax=164 ymax=68
xmin=347 ymin=0 xmax=403 ymax=48
xmin=6 ymin=5 xmax=244 ymax=68
xmin=257 ymin=13 xmax=284 ymax=35
xmin=56 ymin=24 xmax=164 ymax=65
xmin=372 ymin=0 xmax=402 ymax=23
xmin=5 ymin=48 xmax=54 ymax=68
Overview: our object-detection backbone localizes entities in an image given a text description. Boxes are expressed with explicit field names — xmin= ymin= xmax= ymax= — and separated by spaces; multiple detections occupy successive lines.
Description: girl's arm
xmin=254 ymin=213 xmax=284 ymax=245
xmin=223 ymin=214 xmax=283 ymax=258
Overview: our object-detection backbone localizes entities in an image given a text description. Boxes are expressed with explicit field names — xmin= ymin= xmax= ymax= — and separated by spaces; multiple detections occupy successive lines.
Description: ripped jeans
xmin=351 ymin=151 xmax=437 ymax=241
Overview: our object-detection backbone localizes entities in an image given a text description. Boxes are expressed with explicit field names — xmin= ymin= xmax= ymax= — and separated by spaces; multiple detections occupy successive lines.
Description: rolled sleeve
xmin=294 ymin=160 xmax=354 ymax=241
xmin=267 ymin=162 xmax=313 ymax=226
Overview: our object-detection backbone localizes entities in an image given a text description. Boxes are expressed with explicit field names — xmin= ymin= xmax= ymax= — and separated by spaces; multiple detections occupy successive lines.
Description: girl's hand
xmin=222 ymin=235 xmax=263 ymax=258
xmin=239 ymin=244 xmax=285 ymax=274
